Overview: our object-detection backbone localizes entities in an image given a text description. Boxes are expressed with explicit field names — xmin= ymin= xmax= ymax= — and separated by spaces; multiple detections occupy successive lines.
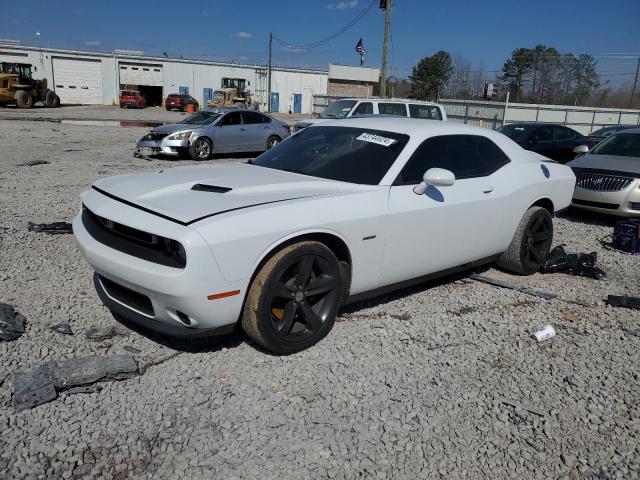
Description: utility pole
xmin=379 ymin=0 xmax=391 ymax=98
xmin=267 ymin=32 xmax=273 ymax=113
xmin=629 ymin=57 xmax=640 ymax=109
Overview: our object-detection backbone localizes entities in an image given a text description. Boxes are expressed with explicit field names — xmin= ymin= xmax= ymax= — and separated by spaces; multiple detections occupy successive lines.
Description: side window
xmin=554 ymin=126 xmax=575 ymax=140
xmin=378 ymin=103 xmax=407 ymax=116
xmin=395 ymin=135 xmax=510 ymax=185
xmin=409 ymin=104 xmax=443 ymax=120
xmin=219 ymin=112 xmax=242 ymax=126
xmin=352 ymin=102 xmax=373 ymax=116
xmin=535 ymin=126 xmax=553 ymax=142
xmin=242 ymin=111 xmax=263 ymax=124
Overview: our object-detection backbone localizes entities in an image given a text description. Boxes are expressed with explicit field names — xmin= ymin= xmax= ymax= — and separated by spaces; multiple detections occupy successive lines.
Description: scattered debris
xmin=0 ymin=303 xmax=26 ymax=342
xmin=50 ymin=323 xmax=73 ymax=335
xmin=13 ymin=365 xmax=57 ymax=411
xmin=28 ymin=221 xmax=73 ymax=235
xmin=64 ymin=385 xmax=103 ymax=395
xmin=531 ymin=325 xmax=556 ymax=342
xmin=12 ymin=355 xmax=138 ymax=410
xmin=562 ymin=310 xmax=580 ymax=322
xmin=18 ymin=160 xmax=50 ymax=167
xmin=498 ymin=397 xmax=545 ymax=417
xmin=469 ymin=274 xmax=556 ymax=300
xmin=122 ymin=345 xmax=141 ymax=354
xmin=85 ymin=325 xmax=130 ymax=342
xmin=216 ymin=372 xmax=234 ymax=380
xmin=0 ymin=374 xmax=6 ymax=387
xmin=133 ymin=150 xmax=153 ymax=161
xmin=63 ymin=148 xmax=84 ymax=152
xmin=542 ymin=245 xmax=606 ymax=279
xmin=611 ymin=220 xmax=640 ymax=254
xmin=607 ymin=295 xmax=640 ymax=310
xmin=51 ymin=355 xmax=138 ymax=389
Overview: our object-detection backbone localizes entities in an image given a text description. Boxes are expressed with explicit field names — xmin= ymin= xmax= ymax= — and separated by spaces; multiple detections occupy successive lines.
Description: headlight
xmin=167 ymin=131 xmax=192 ymax=140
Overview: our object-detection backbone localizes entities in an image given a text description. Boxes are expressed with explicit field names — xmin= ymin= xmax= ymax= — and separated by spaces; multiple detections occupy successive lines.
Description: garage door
xmin=53 ymin=57 xmax=103 ymax=104
xmin=119 ymin=63 xmax=162 ymax=86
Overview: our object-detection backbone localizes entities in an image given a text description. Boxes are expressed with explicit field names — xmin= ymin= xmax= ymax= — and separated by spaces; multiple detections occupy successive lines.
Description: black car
xmin=497 ymin=123 xmax=597 ymax=163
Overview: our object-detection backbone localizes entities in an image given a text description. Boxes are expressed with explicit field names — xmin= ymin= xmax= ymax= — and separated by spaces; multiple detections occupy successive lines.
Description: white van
xmin=294 ymin=98 xmax=447 ymax=131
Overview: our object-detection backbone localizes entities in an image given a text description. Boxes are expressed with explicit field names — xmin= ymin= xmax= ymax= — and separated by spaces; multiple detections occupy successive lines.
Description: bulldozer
xmin=0 ymin=62 xmax=60 ymax=108
xmin=207 ymin=77 xmax=252 ymax=108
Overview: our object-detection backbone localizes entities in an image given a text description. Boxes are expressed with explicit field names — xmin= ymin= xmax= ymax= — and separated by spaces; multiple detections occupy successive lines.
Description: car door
xmin=553 ymin=125 xmax=578 ymax=162
xmin=242 ymin=111 xmax=269 ymax=150
xmin=214 ymin=111 xmax=244 ymax=152
xmin=529 ymin=125 xmax=556 ymax=159
xmin=381 ymin=134 xmax=512 ymax=285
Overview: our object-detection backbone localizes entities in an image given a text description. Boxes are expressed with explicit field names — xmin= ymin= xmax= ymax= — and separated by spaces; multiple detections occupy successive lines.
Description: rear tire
xmin=15 ymin=90 xmax=34 ymax=109
xmin=265 ymin=136 xmax=280 ymax=150
xmin=497 ymin=206 xmax=553 ymax=275
xmin=242 ymin=241 xmax=343 ymax=354
xmin=189 ymin=137 xmax=213 ymax=161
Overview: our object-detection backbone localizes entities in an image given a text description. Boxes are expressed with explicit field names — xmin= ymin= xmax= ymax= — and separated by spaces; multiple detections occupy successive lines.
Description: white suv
xmin=294 ymin=98 xmax=447 ymax=131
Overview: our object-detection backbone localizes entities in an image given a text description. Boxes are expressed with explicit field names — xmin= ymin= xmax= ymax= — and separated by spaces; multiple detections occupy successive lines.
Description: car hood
xmin=566 ymin=154 xmax=640 ymax=175
xmin=92 ymin=163 xmax=358 ymax=225
xmin=149 ymin=123 xmax=196 ymax=135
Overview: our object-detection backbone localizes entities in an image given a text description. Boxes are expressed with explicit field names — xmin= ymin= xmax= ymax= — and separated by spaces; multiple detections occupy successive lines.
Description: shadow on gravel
xmin=111 ymin=312 xmax=245 ymax=354
xmin=557 ymin=207 xmax=619 ymax=228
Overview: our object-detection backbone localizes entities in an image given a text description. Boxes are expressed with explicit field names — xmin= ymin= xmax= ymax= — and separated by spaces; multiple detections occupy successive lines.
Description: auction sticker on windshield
xmin=356 ymin=133 xmax=398 ymax=147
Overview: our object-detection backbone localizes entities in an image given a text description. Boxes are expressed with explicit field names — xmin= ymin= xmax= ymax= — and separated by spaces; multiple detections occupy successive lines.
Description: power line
xmin=272 ymin=0 xmax=376 ymax=50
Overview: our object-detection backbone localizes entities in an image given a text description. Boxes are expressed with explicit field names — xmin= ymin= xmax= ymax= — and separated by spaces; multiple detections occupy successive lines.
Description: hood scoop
xmin=191 ymin=184 xmax=232 ymax=193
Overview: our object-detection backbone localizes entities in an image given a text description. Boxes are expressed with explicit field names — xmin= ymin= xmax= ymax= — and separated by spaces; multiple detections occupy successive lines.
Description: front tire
xmin=15 ymin=90 xmax=34 ymax=108
xmin=43 ymin=90 xmax=60 ymax=108
xmin=189 ymin=137 xmax=213 ymax=161
xmin=497 ymin=206 xmax=553 ymax=275
xmin=242 ymin=241 xmax=343 ymax=354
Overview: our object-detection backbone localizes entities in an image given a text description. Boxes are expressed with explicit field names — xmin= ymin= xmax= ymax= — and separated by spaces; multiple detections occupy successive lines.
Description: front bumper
xmin=73 ymin=189 xmax=248 ymax=337
xmin=135 ymin=138 xmax=189 ymax=156
xmin=571 ymin=180 xmax=640 ymax=217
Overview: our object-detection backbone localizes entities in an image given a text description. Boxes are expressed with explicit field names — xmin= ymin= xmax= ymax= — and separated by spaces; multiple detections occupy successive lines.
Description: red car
xmin=119 ymin=90 xmax=146 ymax=108
xmin=165 ymin=94 xmax=199 ymax=112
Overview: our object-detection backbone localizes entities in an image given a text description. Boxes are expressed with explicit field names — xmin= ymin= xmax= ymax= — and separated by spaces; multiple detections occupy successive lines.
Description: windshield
xmin=590 ymin=133 xmax=640 ymax=158
xmin=178 ymin=112 xmax=221 ymax=125
xmin=498 ymin=124 xmax=536 ymax=142
xmin=319 ymin=100 xmax=357 ymax=119
xmin=252 ymin=126 xmax=409 ymax=185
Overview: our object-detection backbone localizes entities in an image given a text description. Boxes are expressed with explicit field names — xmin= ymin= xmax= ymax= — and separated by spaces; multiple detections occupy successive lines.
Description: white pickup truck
xmin=294 ymin=98 xmax=447 ymax=131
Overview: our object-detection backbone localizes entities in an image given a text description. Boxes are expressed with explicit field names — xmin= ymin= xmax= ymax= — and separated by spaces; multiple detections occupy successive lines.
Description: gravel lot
xmin=0 ymin=117 xmax=639 ymax=480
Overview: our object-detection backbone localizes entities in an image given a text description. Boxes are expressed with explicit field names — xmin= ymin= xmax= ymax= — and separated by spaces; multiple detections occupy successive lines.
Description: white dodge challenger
xmin=74 ymin=118 xmax=575 ymax=353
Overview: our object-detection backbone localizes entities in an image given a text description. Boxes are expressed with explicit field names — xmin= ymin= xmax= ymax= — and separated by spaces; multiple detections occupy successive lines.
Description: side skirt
xmin=343 ymin=255 xmax=500 ymax=305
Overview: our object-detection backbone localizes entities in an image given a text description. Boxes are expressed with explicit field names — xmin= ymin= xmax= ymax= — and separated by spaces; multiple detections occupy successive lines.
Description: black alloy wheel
xmin=521 ymin=212 xmax=553 ymax=272
xmin=242 ymin=242 xmax=344 ymax=354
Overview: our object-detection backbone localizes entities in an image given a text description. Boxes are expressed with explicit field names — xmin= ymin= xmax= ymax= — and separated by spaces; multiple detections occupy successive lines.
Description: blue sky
xmin=2 ymin=0 xmax=639 ymax=86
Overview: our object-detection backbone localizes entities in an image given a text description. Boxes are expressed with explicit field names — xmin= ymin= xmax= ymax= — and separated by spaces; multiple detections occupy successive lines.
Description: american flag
xmin=356 ymin=38 xmax=365 ymax=55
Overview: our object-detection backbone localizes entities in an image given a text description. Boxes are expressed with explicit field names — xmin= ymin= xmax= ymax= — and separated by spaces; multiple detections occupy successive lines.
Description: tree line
xmin=401 ymin=45 xmax=638 ymax=109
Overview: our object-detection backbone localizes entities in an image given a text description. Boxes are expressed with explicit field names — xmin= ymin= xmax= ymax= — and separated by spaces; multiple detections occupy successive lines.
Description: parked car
xmin=294 ymin=98 xmax=447 ymax=131
xmin=590 ymin=124 xmax=637 ymax=140
xmin=497 ymin=123 xmax=598 ymax=163
xmin=135 ymin=108 xmax=291 ymax=160
xmin=165 ymin=94 xmax=199 ymax=112
xmin=567 ymin=129 xmax=640 ymax=217
xmin=119 ymin=90 xmax=146 ymax=109
xmin=75 ymin=118 xmax=574 ymax=354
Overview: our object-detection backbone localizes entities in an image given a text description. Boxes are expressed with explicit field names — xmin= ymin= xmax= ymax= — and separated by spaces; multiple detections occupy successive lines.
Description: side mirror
xmin=413 ymin=168 xmax=455 ymax=195
xmin=573 ymin=144 xmax=589 ymax=154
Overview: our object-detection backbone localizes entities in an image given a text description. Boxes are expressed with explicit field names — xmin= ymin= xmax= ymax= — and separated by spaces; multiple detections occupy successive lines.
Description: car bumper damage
xmin=135 ymin=137 xmax=189 ymax=157
xmin=73 ymin=188 xmax=247 ymax=337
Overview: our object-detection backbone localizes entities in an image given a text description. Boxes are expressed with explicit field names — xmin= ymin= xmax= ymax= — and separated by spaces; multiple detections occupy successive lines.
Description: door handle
xmin=482 ymin=186 xmax=494 ymax=194
xmin=240 ymin=127 xmax=246 ymax=131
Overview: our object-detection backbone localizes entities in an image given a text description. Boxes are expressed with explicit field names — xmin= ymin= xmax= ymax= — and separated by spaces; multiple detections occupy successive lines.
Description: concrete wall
xmin=0 ymin=44 xmax=328 ymax=114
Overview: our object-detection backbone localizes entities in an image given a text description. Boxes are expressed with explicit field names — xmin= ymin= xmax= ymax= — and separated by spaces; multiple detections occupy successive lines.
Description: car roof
xmin=614 ymin=127 xmax=640 ymax=134
xmin=338 ymin=97 xmax=441 ymax=106
xmin=314 ymin=116 xmax=489 ymax=136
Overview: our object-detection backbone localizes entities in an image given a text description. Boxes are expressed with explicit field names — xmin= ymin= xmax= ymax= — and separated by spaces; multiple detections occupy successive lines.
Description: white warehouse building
xmin=0 ymin=43 xmax=329 ymax=114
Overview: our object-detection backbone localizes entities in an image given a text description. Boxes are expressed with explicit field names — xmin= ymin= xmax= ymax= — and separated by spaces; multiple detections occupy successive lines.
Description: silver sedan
xmin=568 ymin=128 xmax=640 ymax=218
xmin=136 ymin=109 xmax=291 ymax=161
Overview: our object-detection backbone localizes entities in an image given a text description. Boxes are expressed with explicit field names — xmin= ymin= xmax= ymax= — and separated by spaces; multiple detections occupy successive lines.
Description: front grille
xmin=575 ymin=172 xmax=634 ymax=192
xmin=144 ymin=132 xmax=169 ymax=141
xmin=573 ymin=199 xmax=619 ymax=210
xmin=630 ymin=202 xmax=640 ymax=211
xmin=82 ymin=205 xmax=186 ymax=268
xmin=99 ymin=275 xmax=154 ymax=316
